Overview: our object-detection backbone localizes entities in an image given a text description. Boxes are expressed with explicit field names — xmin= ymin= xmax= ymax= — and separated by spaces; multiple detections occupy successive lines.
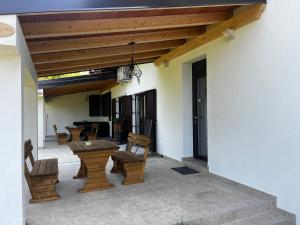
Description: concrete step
xmin=185 ymin=198 xmax=273 ymax=225
xmin=221 ymin=209 xmax=296 ymax=225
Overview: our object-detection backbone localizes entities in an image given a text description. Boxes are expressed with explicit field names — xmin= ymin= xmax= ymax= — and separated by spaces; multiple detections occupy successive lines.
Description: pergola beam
xmin=154 ymin=3 xmax=266 ymax=66
xmin=22 ymin=12 xmax=231 ymax=39
xmin=38 ymin=71 xmax=117 ymax=89
xmin=33 ymin=40 xmax=184 ymax=64
xmin=36 ymin=50 xmax=168 ymax=72
xmin=1 ymin=0 xmax=266 ymax=15
xmin=38 ymin=57 xmax=158 ymax=77
xmin=28 ymin=27 xmax=205 ymax=54
xmin=43 ymin=80 xmax=118 ymax=99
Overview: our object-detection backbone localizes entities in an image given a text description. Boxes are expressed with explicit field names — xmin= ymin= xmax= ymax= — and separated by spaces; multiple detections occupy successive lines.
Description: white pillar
xmin=24 ymin=73 xmax=38 ymax=158
xmin=0 ymin=54 xmax=25 ymax=225
xmin=0 ymin=14 xmax=38 ymax=225
xmin=38 ymin=95 xmax=45 ymax=148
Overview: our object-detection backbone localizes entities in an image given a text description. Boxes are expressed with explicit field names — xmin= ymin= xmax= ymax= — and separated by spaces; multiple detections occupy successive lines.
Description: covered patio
xmin=1 ymin=0 xmax=300 ymax=225
xmin=27 ymin=140 xmax=293 ymax=225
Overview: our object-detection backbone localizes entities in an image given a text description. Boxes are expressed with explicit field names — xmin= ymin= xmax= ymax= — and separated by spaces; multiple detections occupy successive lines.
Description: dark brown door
xmin=111 ymin=98 xmax=116 ymax=138
xmin=192 ymin=59 xmax=208 ymax=161
xmin=119 ymin=95 xmax=132 ymax=142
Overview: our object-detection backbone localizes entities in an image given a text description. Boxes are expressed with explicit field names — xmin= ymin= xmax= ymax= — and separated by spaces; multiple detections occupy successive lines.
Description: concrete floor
xmin=25 ymin=141 xmax=294 ymax=225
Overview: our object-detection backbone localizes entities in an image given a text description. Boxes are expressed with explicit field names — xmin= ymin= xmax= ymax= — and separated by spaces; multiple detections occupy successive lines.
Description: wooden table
xmin=65 ymin=126 xmax=84 ymax=142
xmin=69 ymin=140 xmax=119 ymax=193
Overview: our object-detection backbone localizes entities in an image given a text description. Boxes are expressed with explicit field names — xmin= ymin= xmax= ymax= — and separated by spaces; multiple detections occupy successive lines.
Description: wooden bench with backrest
xmin=85 ymin=123 xmax=99 ymax=140
xmin=111 ymin=133 xmax=150 ymax=185
xmin=53 ymin=124 xmax=69 ymax=144
xmin=24 ymin=139 xmax=60 ymax=203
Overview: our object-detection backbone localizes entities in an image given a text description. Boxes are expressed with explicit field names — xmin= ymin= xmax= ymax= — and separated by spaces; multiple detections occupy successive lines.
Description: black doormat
xmin=172 ymin=166 xmax=199 ymax=175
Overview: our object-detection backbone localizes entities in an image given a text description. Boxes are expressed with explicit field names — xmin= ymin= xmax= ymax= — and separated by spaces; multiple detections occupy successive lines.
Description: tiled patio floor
xmin=25 ymin=141 xmax=290 ymax=225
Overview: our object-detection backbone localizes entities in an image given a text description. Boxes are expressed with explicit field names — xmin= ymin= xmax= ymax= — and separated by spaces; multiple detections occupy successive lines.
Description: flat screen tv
xmin=89 ymin=95 xmax=101 ymax=117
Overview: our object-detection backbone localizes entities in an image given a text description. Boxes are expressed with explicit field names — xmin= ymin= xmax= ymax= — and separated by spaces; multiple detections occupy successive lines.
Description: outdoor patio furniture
xmin=85 ymin=123 xmax=99 ymax=140
xmin=65 ymin=126 xmax=84 ymax=142
xmin=134 ymin=119 xmax=153 ymax=154
xmin=69 ymin=140 xmax=119 ymax=192
xmin=24 ymin=139 xmax=60 ymax=203
xmin=111 ymin=133 xmax=150 ymax=185
xmin=53 ymin=124 xmax=69 ymax=144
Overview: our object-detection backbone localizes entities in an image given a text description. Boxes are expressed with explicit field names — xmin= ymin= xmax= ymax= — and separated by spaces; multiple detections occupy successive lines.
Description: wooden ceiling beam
xmin=33 ymin=40 xmax=184 ymax=64
xmin=28 ymin=27 xmax=205 ymax=54
xmin=154 ymin=3 xmax=266 ymax=66
xmin=99 ymin=82 xmax=119 ymax=93
xmin=44 ymin=80 xmax=118 ymax=98
xmin=38 ymin=57 xmax=158 ymax=77
xmin=22 ymin=12 xmax=232 ymax=39
xmin=36 ymin=50 xmax=168 ymax=72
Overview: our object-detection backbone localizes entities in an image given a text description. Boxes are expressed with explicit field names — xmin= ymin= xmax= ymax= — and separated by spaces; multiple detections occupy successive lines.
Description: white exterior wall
xmin=0 ymin=54 xmax=24 ymax=225
xmin=24 ymin=73 xmax=38 ymax=158
xmin=38 ymin=96 xmax=45 ymax=148
xmin=45 ymin=92 xmax=110 ymax=136
xmin=111 ymin=0 xmax=300 ymax=222
xmin=111 ymin=63 xmax=183 ymax=160
xmin=0 ymin=15 xmax=37 ymax=225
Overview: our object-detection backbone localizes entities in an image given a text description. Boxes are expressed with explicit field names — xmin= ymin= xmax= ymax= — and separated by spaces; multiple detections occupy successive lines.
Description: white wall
xmin=45 ymin=91 xmax=110 ymax=136
xmin=0 ymin=15 xmax=37 ymax=225
xmin=111 ymin=0 xmax=300 ymax=222
xmin=24 ymin=73 xmax=38 ymax=158
xmin=38 ymin=96 xmax=45 ymax=148
xmin=0 ymin=54 xmax=24 ymax=225
xmin=111 ymin=63 xmax=184 ymax=160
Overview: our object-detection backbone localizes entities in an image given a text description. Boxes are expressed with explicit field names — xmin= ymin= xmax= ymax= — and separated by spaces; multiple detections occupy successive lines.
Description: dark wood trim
xmin=38 ymin=69 xmax=117 ymax=89
xmin=2 ymin=1 xmax=266 ymax=15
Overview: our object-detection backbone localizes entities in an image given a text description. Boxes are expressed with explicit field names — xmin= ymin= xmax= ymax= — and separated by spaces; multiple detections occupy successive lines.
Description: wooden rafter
xmin=38 ymin=57 xmax=158 ymax=77
xmin=154 ymin=3 xmax=266 ymax=66
xmin=36 ymin=50 xmax=168 ymax=72
xmin=43 ymin=80 xmax=118 ymax=98
xmin=22 ymin=12 xmax=232 ymax=39
xmin=33 ymin=40 xmax=184 ymax=64
xmin=17 ymin=2 xmax=265 ymax=81
xmin=28 ymin=27 xmax=204 ymax=54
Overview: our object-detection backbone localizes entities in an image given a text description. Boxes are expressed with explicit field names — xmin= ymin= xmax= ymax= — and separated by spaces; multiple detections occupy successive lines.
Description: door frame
xmin=192 ymin=59 xmax=208 ymax=161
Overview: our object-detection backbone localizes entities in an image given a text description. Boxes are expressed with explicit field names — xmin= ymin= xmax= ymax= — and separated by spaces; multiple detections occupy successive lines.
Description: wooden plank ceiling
xmin=18 ymin=3 xmax=265 ymax=98
xmin=43 ymin=79 xmax=118 ymax=100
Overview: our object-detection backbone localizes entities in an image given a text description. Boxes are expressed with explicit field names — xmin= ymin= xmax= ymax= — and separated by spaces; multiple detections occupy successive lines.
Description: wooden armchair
xmin=53 ymin=124 xmax=69 ymax=144
xmin=111 ymin=133 xmax=150 ymax=185
xmin=24 ymin=140 xmax=60 ymax=203
xmin=86 ymin=123 xmax=99 ymax=140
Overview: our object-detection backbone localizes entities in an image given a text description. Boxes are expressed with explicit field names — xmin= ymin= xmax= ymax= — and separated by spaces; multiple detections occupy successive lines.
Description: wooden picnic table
xmin=65 ymin=126 xmax=84 ymax=142
xmin=69 ymin=140 xmax=119 ymax=193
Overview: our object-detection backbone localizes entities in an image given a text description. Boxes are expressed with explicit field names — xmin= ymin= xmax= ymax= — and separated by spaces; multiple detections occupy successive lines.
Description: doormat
xmin=172 ymin=166 xmax=199 ymax=175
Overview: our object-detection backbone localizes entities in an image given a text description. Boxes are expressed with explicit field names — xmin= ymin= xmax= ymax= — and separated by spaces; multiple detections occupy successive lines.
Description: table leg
xmin=73 ymin=159 xmax=87 ymax=179
xmin=78 ymin=154 xmax=113 ymax=193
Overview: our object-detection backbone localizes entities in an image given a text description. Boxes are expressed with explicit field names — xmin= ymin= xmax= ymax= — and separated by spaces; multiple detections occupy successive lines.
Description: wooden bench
xmin=85 ymin=123 xmax=99 ymax=140
xmin=24 ymin=140 xmax=60 ymax=203
xmin=53 ymin=124 xmax=69 ymax=144
xmin=111 ymin=133 xmax=150 ymax=185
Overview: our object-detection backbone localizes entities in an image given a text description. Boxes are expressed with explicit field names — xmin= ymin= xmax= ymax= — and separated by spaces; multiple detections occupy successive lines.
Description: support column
xmin=0 ymin=14 xmax=37 ymax=225
xmin=0 ymin=54 xmax=24 ymax=225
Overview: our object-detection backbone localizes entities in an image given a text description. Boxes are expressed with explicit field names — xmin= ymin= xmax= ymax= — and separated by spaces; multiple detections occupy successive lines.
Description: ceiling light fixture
xmin=128 ymin=41 xmax=142 ymax=81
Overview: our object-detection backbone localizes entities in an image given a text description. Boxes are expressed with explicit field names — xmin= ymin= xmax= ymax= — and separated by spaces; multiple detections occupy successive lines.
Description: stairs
xmin=184 ymin=193 xmax=295 ymax=225
xmin=222 ymin=210 xmax=295 ymax=225
xmin=180 ymin=158 xmax=296 ymax=225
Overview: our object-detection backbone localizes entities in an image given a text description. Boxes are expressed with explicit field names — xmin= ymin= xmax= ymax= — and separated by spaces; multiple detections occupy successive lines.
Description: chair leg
xmin=122 ymin=163 xmax=145 ymax=185
xmin=110 ymin=156 xmax=121 ymax=173
xmin=29 ymin=177 xmax=60 ymax=203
